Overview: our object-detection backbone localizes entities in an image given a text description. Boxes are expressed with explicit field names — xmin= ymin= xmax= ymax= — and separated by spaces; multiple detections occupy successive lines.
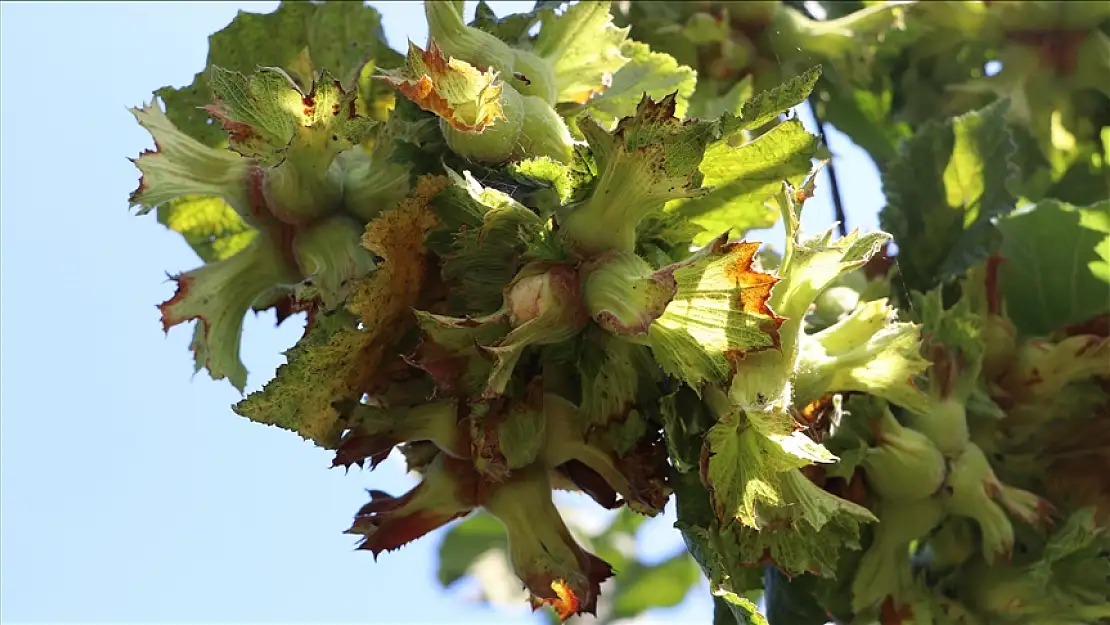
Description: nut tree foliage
xmin=128 ymin=0 xmax=1110 ymax=623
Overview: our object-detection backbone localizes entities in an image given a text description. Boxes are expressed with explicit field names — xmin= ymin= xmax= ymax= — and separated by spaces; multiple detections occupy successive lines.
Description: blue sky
xmin=0 ymin=2 xmax=882 ymax=622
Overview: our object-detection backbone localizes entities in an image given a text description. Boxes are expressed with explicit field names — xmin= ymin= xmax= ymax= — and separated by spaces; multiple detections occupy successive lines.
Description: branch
xmin=794 ymin=1 xmax=849 ymax=238
xmin=807 ymin=97 xmax=849 ymax=237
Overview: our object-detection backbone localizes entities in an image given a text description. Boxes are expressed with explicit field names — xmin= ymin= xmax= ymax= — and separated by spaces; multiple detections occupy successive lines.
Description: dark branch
xmin=807 ymin=97 xmax=848 ymax=237
xmin=793 ymin=1 xmax=849 ymax=237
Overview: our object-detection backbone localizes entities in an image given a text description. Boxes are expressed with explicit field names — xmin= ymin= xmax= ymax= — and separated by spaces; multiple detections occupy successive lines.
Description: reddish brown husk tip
xmin=128 ymin=151 xmax=154 ymax=206
xmin=346 ymin=456 xmax=480 ymax=558
xmin=378 ymin=41 xmax=505 ymax=132
xmin=331 ymin=433 xmax=394 ymax=472
xmin=403 ymin=338 xmax=469 ymax=398
xmin=983 ymin=254 xmax=1006 ymax=315
xmin=158 ymin=274 xmax=195 ymax=334
xmin=528 ymin=554 xmax=614 ymax=620
xmin=1061 ymin=313 xmax=1110 ymax=338
xmin=531 ymin=580 xmax=580 ymax=621
xmin=863 ymin=242 xmax=896 ymax=279
xmin=347 ymin=489 xmax=463 ymax=558
xmin=203 ymin=104 xmax=256 ymax=144
xmin=879 ymin=596 xmax=914 ymax=625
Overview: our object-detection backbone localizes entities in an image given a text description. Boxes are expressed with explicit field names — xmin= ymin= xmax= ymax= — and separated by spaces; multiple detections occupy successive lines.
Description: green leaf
xmin=763 ymin=566 xmax=837 ymax=625
xmin=303 ymin=2 xmax=402 ymax=86
xmin=728 ymin=486 xmax=872 ymax=579
xmin=648 ymin=239 xmax=783 ymax=390
xmin=436 ymin=512 xmax=508 ymax=587
xmin=733 ymin=66 xmax=822 ymax=132
xmin=687 ymin=76 xmax=754 ymax=122
xmin=704 ymin=409 xmax=835 ymax=527
xmin=577 ymin=40 xmax=696 ymax=127
xmin=699 ymin=388 xmax=875 ymax=577
xmin=609 ymin=553 xmax=702 ymax=620
xmin=532 ymin=0 xmax=630 ymax=104
xmin=155 ymin=1 xmax=400 ymax=147
xmin=470 ymin=0 xmax=541 ymax=44
xmin=668 ymin=119 xmax=820 ymax=245
xmin=233 ymin=308 xmax=362 ymax=446
xmin=815 ymin=68 xmax=911 ymax=166
xmin=671 ymin=470 xmax=767 ymax=622
xmin=156 ymin=196 xmax=256 ymax=263
xmin=636 ymin=210 xmax=709 ymax=266
xmin=660 ymin=388 xmax=712 ymax=474
xmin=235 ymin=178 xmax=446 ymax=446
xmin=997 ymin=199 xmax=1110 ymax=335
xmin=685 ymin=65 xmax=825 ymax=232
xmin=880 ymin=99 xmax=1020 ymax=293
xmin=746 ymin=195 xmax=891 ymax=403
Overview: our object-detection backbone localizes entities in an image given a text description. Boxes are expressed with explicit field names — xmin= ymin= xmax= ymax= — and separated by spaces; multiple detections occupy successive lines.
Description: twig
xmin=793 ymin=1 xmax=849 ymax=237
xmin=807 ymin=98 xmax=848 ymax=237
